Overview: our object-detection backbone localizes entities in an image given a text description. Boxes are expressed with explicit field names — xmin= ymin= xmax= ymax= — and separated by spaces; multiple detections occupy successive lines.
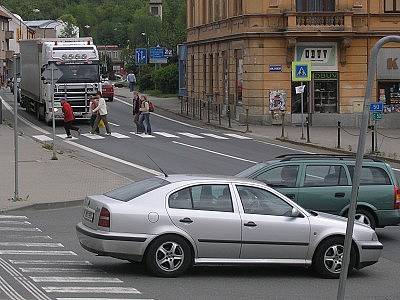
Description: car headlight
xmin=372 ymin=232 xmax=378 ymax=241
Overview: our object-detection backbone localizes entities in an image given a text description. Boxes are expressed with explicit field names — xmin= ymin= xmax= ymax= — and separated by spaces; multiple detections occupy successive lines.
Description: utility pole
xmin=13 ymin=54 xmax=19 ymax=201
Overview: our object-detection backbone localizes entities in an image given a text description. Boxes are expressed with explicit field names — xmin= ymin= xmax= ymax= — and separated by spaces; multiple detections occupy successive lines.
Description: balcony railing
xmin=287 ymin=12 xmax=353 ymax=32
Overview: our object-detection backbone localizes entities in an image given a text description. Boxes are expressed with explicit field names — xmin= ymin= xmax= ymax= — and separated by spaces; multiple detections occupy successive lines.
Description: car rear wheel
xmin=108 ymin=97 xmax=114 ymax=102
xmin=313 ymin=237 xmax=356 ymax=279
xmin=146 ymin=235 xmax=192 ymax=278
xmin=355 ymin=208 xmax=376 ymax=229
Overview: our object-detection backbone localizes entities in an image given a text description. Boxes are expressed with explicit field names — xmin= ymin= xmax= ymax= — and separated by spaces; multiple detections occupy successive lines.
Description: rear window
xmin=105 ymin=178 xmax=169 ymax=202
xmin=347 ymin=166 xmax=392 ymax=185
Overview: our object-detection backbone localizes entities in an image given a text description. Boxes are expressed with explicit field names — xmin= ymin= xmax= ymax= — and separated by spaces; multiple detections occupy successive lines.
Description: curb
xmin=2 ymin=199 xmax=84 ymax=213
xmin=276 ymin=137 xmax=400 ymax=164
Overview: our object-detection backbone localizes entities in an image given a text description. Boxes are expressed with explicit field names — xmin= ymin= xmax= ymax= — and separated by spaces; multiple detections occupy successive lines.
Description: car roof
xmin=160 ymin=174 xmax=263 ymax=185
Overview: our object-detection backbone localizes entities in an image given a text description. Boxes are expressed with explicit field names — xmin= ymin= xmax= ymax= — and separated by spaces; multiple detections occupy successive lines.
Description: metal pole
xmin=306 ymin=117 xmax=310 ymax=143
xmin=300 ymin=82 xmax=305 ymax=140
xmin=371 ymin=125 xmax=375 ymax=153
xmin=207 ymin=99 xmax=211 ymax=124
xmin=374 ymin=120 xmax=378 ymax=153
xmin=51 ymin=64 xmax=58 ymax=160
xmin=218 ymin=104 xmax=221 ymax=125
xmin=337 ymin=35 xmax=400 ymax=300
xmin=245 ymin=108 xmax=250 ymax=133
xmin=13 ymin=54 xmax=19 ymax=201
xmin=337 ymin=121 xmax=341 ymax=149
xmin=281 ymin=113 xmax=285 ymax=139
xmin=186 ymin=98 xmax=189 ymax=116
xmin=227 ymin=105 xmax=231 ymax=128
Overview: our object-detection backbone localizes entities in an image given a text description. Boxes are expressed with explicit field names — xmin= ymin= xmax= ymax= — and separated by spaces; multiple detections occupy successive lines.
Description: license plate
xmin=83 ymin=209 xmax=94 ymax=222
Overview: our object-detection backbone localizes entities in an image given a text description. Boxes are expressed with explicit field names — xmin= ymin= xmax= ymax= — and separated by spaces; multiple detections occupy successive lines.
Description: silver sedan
xmin=76 ymin=175 xmax=382 ymax=278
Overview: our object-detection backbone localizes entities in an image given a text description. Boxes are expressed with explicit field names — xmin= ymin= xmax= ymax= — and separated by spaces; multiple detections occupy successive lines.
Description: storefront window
xmin=313 ymin=72 xmax=338 ymax=113
xmin=378 ymin=82 xmax=400 ymax=113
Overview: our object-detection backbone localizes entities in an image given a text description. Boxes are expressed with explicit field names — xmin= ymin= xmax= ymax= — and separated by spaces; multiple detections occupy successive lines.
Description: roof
xmin=0 ymin=10 xmax=11 ymax=19
xmin=161 ymin=174 xmax=261 ymax=185
xmin=149 ymin=0 xmax=162 ymax=4
xmin=25 ymin=20 xmax=60 ymax=29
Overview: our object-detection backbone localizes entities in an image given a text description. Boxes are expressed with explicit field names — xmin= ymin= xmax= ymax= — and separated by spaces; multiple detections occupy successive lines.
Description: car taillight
xmin=98 ymin=207 xmax=110 ymax=228
xmin=395 ymin=186 xmax=400 ymax=209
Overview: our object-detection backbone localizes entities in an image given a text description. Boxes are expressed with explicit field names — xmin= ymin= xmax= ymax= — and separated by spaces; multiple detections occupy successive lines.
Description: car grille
xmin=55 ymin=84 xmax=99 ymax=113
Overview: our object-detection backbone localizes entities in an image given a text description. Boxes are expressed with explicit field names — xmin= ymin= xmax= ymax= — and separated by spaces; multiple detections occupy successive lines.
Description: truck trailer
xmin=20 ymin=38 xmax=101 ymax=123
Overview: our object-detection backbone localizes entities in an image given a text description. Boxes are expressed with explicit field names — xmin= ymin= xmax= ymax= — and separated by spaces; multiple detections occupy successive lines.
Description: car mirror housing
xmin=291 ymin=207 xmax=300 ymax=218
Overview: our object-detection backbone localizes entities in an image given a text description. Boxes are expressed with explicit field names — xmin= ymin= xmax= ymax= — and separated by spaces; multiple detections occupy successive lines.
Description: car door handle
xmin=335 ymin=192 xmax=345 ymax=198
xmin=244 ymin=221 xmax=257 ymax=227
xmin=285 ymin=194 xmax=296 ymax=200
xmin=179 ymin=217 xmax=193 ymax=224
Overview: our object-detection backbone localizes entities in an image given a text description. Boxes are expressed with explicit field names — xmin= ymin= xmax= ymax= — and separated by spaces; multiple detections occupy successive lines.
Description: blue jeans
xmin=128 ymin=82 xmax=135 ymax=92
xmin=139 ymin=113 xmax=151 ymax=134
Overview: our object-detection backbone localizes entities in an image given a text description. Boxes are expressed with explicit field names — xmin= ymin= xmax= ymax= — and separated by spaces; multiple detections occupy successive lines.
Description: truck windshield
xmin=57 ymin=64 xmax=100 ymax=84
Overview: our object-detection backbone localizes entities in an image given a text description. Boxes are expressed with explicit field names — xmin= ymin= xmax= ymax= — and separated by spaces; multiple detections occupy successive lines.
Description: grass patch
xmin=42 ymin=143 xmax=53 ymax=151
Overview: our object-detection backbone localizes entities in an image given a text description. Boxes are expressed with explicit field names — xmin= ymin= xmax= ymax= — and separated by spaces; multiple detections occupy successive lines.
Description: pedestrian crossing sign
xmin=292 ymin=61 xmax=312 ymax=82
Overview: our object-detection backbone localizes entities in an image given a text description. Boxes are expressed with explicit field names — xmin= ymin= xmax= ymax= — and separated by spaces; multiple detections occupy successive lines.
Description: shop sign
xmin=269 ymin=65 xmax=282 ymax=72
xmin=377 ymin=48 xmax=400 ymax=79
xmin=295 ymin=42 xmax=338 ymax=71
xmin=313 ymin=72 xmax=338 ymax=80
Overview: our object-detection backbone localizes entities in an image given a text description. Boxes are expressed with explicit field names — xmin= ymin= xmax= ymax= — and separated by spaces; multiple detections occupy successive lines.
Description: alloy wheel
xmin=355 ymin=213 xmax=371 ymax=227
xmin=155 ymin=241 xmax=184 ymax=272
xmin=324 ymin=245 xmax=344 ymax=274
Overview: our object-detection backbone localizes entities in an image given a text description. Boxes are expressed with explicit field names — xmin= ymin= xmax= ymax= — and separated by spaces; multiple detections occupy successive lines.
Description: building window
xmin=214 ymin=0 xmax=220 ymax=21
xmin=233 ymin=0 xmax=243 ymax=15
xmin=296 ymin=0 xmax=335 ymax=12
xmin=222 ymin=0 xmax=227 ymax=19
xmin=208 ymin=0 xmax=213 ymax=22
xmin=378 ymin=82 xmax=400 ymax=113
xmin=1 ymin=41 xmax=4 ymax=51
xmin=385 ymin=0 xmax=400 ymax=12
xmin=202 ymin=0 xmax=207 ymax=23
xmin=203 ymin=54 xmax=207 ymax=93
xmin=189 ymin=0 xmax=195 ymax=26
xmin=1 ymin=21 xmax=4 ymax=31
xmin=208 ymin=53 xmax=213 ymax=94
xmin=150 ymin=6 xmax=159 ymax=16
xmin=191 ymin=55 xmax=195 ymax=93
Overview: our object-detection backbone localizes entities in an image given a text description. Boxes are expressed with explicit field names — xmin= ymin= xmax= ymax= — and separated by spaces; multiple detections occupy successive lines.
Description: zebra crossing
xmin=0 ymin=215 xmax=152 ymax=300
xmin=32 ymin=131 xmax=253 ymax=143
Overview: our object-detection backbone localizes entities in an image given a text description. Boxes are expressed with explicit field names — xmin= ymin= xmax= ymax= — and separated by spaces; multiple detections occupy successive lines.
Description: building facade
xmin=25 ymin=20 xmax=79 ymax=39
xmin=0 ymin=11 xmax=11 ymax=84
xmin=186 ymin=0 xmax=400 ymax=128
xmin=97 ymin=45 xmax=125 ymax=78
xmin=150 ymin=0 xmax=163 ymax=19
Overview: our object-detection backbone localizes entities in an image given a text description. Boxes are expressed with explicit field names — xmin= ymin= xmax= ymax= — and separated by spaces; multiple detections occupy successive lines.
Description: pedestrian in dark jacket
xmin=132 ymin=91 xmax=143 ymax=133
xmin=61 ymin=98 xmax=80 ymax=138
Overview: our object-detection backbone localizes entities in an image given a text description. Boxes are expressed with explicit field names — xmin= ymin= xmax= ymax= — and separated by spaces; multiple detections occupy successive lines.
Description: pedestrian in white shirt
xmin=127 ymin=73 xmax=136 ymax=92
xmin=91 ymin=91 xmax=111 ymax=135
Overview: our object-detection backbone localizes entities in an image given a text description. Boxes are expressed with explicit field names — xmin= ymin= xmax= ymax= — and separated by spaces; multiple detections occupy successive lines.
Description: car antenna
xmin=146 ymin=154 xmax=168 ymax=178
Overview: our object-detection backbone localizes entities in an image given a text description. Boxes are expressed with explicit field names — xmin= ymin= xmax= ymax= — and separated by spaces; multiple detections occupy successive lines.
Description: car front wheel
xmin=146 ymin=235 xmax=192 ymax=277
xmin=313 ymin=237 xmax=356 ymax=279
xmin=355 ymin=208 xmax=376 ymax=229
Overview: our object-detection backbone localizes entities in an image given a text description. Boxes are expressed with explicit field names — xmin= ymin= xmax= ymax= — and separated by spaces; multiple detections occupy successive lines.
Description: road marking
xmin=20 ymin=267 xmax=102 ymax=274
xmin=0 ymin=215 xmax=28 ymax=219
xmin=153 ymin=132 xmax=179 ymax=138
xmin=30 ymin=276 xmax=122 ymax=283
xmin=178 ymin=132 xmax=205 ymax=139
xmin=64 ymin=140 xmax=161 ymax=176
xmin=0 ymin=97 xmax=50 ymax=135
xmin=224 ymin=133 xmax=253 ymax=140
xmin=254 ymin=140 xmax=314 ymax=154
xmin=57 ymin=134 xmax=78 ymax=140
xmin=1 ymin=235 xmax=52 ymax=240
xmin=10 ymin=260 xmax=91 ymax=266
xmin=81 ymin=133 xmax=105 ymax=140
xmin=109 ymin=122 xmax=120 ymax=127
xmin=43 ymin=287 xmax=140 ymax=294
xmin=0 ymin=276 xmax=25 ymax=300
xmin=0 ymin=250 xmax=76 ymax=256
xmin=0 ymin=242 xmax=63 ymax=248
xmin=201 ymin=133 xmax=229 ymax=140
xmin=110 ymin=132 xmax=130 ymax=139
xmin=0 ymin=221 xmax=31 ymax=225
xmin=393 ymin=168 xmax=400 ymax=172
xmin=56 ymin=299 xmax=152 ymax=300
xmin=130 ymin=132 xmax=155 ymax=138
xmin=0 ymin=227 xmax=41 ymax=232
xmin=115 ymin=96 xmax=202 ymax=129
xmin=32 ymin=135 xmax=53 ymax=142
xmin=173 ymin=141 xmax=258 ymax=164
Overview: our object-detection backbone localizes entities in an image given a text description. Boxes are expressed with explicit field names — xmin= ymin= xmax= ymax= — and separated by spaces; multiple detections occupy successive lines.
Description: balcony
xmin=5 ymin=30 xmax=13 ymax=40
xmin=5 ymin=50 xmax=14 ymax=59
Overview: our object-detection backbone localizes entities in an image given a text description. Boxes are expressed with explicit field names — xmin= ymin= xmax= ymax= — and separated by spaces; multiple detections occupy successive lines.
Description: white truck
xmin=20 ymin=38 xmax=101 ymax=123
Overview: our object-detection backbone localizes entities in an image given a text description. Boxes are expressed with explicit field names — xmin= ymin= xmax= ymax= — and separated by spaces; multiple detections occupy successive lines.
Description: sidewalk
xmin=115 ymin=87 xmax=400 ymax=160
xmin=0 ymin=125 xmax=130 ymax=212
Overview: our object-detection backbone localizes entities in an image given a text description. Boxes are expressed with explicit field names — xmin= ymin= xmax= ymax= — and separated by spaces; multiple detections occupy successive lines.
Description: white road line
xmin=254 ymin=139 xmax=314 ymax=154
xmin=110 ymin=132 xmax=130 ymax=139
xmin=201 ymin=133 xmax=229 ymax=140
xmin=173 ymin=141 xmax=258 ymax=164
xmin=56 ymin=299 xmax=152 ymax=300
xmin=393 ymin=168 xmax=400 ymax=172
xmin=44 ymin=287 xmax=140 ymax=294
xmin=0 ymin=235 xmax=52 ymax=240
xmin=10 ymin=260 xmax=91 ymax=266
xmin=224 ymin=133 xmax=253 ymax=140
xmin=115 ymin=96 xmax=202 ymax=129
xmin=153 ymin=132 xmax=179 ymax=138
xmin=130 ymin=132 xmax=155 ymax=138
xmin=0 ymin=97 xmax=50 ymax=135
xmin=109 ymin=122 xmax=120 ymax=127
xmin=81 ymin=133 xmax=105 ymax=140
xmin=32 ymin=135 xmax=53 ymax=142
xmin=0 ymin=250 xmax=76 ymax=256
xmin=0 ymin=242 xmax=63 ymax=248
xmin=178 ymin=132 xmax=205 ymax=139
xmin=30 ymin=276 xmax=122 ymax=283
xmin=0 ymin=276 xmax=25 ymax=300
xmin=57 ymin=134 xmax=78 ymax=140
xmin=0 ymin=221 xmax=31 ymax=225
xmin=20 ymin=267 xmax=102 ymax=274
xmin=0 ymin=215 xmax=28 ymax=219
xmin=0 ymin=227 xmax=41 ymax=232
xmin=64 ymin=140 xmax=161 ymax=176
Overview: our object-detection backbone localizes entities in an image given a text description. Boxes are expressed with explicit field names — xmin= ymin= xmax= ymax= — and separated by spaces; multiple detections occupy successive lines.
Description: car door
xmin=297 ymin=163 xmax=351 ymax=214
xmin=251 ymin=164 xmax=301 ymax=202
xmin=166 ymin=183 xmax=242 ymax=259
xmin=234 ymin=184 xmax=310 ymax=260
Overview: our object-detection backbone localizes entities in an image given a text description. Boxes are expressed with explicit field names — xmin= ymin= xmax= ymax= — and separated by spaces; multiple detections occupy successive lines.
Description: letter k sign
xmin=387 ymin=58 xmax=398 ymax=70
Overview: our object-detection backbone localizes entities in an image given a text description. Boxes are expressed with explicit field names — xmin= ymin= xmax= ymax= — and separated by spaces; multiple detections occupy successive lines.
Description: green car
xmin=237 ymin=154 xmax=400 ymax=229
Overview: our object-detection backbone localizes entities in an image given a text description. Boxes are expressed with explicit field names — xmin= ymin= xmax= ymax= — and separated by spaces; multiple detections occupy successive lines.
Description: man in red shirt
xmin=61 ymin=98 xmax=80 ymax=138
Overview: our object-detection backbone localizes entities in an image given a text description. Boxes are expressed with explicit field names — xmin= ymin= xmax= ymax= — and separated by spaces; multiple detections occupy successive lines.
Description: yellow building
xmin=186 ymin=0 xmax=400 ymax=127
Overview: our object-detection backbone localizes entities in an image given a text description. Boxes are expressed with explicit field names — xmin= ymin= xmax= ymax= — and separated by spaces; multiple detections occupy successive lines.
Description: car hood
xmin=315 ymin=211 xmax=371 ymax=228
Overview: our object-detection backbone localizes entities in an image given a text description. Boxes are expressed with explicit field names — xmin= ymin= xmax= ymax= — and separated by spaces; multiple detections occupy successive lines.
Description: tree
xmin=59 ymin=14 xmax=78 ymax=38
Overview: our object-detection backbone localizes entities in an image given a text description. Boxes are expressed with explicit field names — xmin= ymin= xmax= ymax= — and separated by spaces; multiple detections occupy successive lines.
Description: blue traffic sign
xmin=149 ymin=47 xmax=167 ymax=64
xmin=135 ymin=48 xmax=148 ymax=65
xmin=369 ymin=102 xmax=384 ymax=113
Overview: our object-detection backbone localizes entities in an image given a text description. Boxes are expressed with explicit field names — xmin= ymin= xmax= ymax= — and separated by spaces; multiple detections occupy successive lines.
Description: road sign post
xmin=13 ymin=54 xmax=19 ymax=201
xmin=292 ymin=62 xmax=311 ymax=140
xmin=337 ymin=36 xmax=400 ymax=300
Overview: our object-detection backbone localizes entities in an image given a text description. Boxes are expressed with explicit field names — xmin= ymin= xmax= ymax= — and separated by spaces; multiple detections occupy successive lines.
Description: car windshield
xmin=105 ymin=177 xmax=169 ymax=202
xmin=57 ymin=64 xmax=100 ymax=84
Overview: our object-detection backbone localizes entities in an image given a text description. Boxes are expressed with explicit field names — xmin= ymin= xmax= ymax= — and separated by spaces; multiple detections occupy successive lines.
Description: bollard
xmin=227 ymin=106 xmax=232 ymax=128
xmin=186 ymin=98 xmax=189 ymax=116
xmin=180 ymin=97 xmax=183 ymax=115
xmin=369 ymin=125 xmax=375 ymax=153
xmin=207 ymin=100 xmax=211 ymax=124
xmin=281 ymin=113 xmax=285 ymax=139
xmin=245 ymin=108 xmax=250 ymax=133
xmin=218 ymin=104 xmax=222 ymax=125
xmin=306 ymin=117 xmax=310 ymax=143
xmin=337 ymin=121 xmax=341 ymax=148
xmin=192 ymin=99 xmax=195 ymax=118
xmin=199 ymin=100 xmax=202 ymax=120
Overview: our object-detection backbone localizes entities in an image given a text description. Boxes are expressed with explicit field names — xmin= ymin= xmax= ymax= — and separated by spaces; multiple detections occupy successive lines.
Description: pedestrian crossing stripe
xmin=224 ymin=133 xmax=252 ymax=140
xmin=81 ymin=133 xmax=105 ymax=140
xmin=32 ymin=135 xmax=53 ymax=142
xmin=110 ymin=133 xmax=130 ymax=139
xmin=201 ymin=133 xmax=229 ymax=140
xmin=130 ymin=132 xmax=155 ymax=138
xmin=153 ymin=132 xmax=179 ymax=138
xmin=57 ymin=134 xmax=78 ymax=140
xmin=178 ymin=132 xmax=204 ymax=138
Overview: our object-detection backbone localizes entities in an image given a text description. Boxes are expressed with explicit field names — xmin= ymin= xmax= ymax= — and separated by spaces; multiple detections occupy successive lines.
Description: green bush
xmin=152 ymin=64 xmax=179 ymax=94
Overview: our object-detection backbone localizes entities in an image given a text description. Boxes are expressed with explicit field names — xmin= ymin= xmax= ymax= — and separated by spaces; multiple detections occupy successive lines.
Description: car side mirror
xmin=291 ymin=207 xmax=300 ymax=218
